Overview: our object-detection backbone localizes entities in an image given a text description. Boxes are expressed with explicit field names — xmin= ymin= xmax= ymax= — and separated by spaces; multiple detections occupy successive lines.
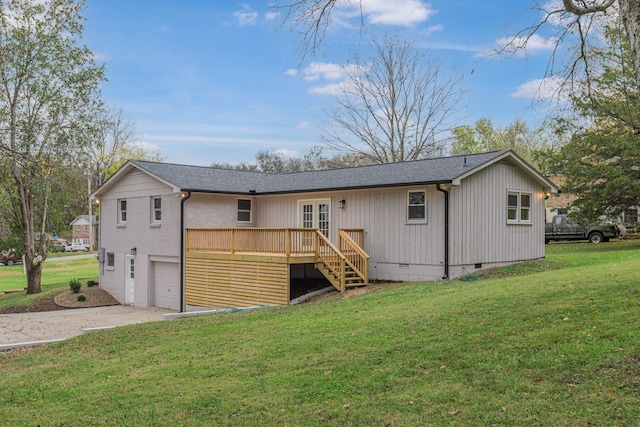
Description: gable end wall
xmin=449 ymin=163 xmax=545 ymax=276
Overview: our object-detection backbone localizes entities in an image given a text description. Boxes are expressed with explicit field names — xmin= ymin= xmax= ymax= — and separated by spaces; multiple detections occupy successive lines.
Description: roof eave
xmin=90 ymin=161 xmax=182 ymax=200
xmin=181 ymin=179 xmax=454 ymax=196
xmin=451 ymin=151 xmax=559 ymax=193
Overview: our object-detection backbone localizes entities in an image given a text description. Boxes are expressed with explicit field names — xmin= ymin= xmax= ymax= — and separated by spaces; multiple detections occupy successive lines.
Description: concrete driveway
xmin=0 ymin=305 xmax=173 ymax=351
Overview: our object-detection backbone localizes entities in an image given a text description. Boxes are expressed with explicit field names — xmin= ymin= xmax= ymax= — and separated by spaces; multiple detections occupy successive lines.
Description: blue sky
xmin=83 ymin=1 xmax=567 ymax=166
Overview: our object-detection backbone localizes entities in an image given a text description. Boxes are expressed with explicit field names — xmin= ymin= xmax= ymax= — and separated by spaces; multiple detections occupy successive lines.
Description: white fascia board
xmin=451 ymin=151 xmax=559 ymax=193
xmin=89 ymin=161 xmax=181 ymax=200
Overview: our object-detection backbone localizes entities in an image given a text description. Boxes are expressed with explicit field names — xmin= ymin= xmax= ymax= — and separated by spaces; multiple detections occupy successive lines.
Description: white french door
xmin=298 ymin=199 xmax=331 ymax=237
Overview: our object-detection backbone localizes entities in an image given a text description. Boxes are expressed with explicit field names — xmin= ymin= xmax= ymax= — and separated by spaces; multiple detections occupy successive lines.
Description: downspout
xmin=180 ymin=191 xmax=192 ymax=312
xmin=436 ymin=184 xmax=449 ymax=280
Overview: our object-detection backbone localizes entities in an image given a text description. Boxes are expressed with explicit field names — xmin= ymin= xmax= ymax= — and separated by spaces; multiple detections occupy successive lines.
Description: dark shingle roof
xmin=130 ymin=151 xmax=510 ymax=195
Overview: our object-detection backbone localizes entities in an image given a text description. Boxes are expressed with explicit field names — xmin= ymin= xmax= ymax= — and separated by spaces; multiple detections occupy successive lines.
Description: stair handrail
xmin=315 ymin=230 xmax=347 ymax=291
xmin=338 ymin=230 xmax=370 ymax=285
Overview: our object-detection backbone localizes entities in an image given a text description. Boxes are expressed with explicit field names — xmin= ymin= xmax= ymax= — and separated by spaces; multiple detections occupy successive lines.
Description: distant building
xmin=70 ymin=215 xmax=96 ymax=250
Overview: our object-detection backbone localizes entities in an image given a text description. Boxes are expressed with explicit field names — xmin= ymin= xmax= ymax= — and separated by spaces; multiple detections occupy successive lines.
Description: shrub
xmin=77 ymin=294 xmax=86 ymax=302
xmin=87 ymin=280 xmax=96 ymax=287
xmin=69 ymin=278 xmax=82 ymax=293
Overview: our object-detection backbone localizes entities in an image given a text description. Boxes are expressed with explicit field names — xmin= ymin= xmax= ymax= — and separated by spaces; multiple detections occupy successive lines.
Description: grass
xmin=1 ymin=241 xmax=639 ymax=425
xmin=0 ymin=256 xmax=98 ymax=294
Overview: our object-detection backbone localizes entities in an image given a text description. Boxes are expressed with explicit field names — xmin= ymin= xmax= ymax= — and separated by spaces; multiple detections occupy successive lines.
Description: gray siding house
xmin=91 ymin=150 xmax=557 ymax=311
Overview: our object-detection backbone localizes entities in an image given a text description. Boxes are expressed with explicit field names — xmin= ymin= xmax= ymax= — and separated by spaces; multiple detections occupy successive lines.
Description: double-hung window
xmin=152 ymin=197 xmax=162 ymax=223
xmin=407 ymin=190 xmax=427 ymax=223
xmin=237 ymin=199 xmax=252 ymax=222
xmin=507 ymin=191 xmax=532 ymax=224
xmin=118 ymin=199 xmax=127 ymax=224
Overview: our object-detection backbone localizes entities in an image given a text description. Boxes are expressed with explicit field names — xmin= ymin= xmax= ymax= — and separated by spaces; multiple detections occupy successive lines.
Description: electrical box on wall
xmin=97 ymin=247 xmax=105 ymax=262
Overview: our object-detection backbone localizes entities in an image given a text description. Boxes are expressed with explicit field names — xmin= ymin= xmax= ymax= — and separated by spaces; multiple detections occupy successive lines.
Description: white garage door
xmin=152 ymin=261 xmax=180 ymax=310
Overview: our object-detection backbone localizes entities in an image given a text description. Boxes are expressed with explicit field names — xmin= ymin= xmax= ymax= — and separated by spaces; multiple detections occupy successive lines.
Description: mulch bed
xmin=0 ymin=286 xmax=119 ymax=314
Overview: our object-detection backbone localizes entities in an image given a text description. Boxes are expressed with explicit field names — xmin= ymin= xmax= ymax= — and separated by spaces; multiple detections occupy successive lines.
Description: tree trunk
xmin=618 ymin=0 xmax=640 ymax=93
xmin=26 ymin=257 xmax=42 ymax=294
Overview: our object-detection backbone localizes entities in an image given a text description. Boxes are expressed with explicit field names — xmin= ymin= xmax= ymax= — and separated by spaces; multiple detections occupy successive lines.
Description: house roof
xmin=69 ymin=215 xmax=96 ymax=226
xmin=91 ymin=150 xmax=558 ymax=198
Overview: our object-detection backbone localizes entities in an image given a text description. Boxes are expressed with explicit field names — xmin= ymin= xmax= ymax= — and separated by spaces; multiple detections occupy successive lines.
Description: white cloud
xmin=499 ymin=34 xmax=558 ymax=55
xmin=296 ymin=62 xmax=369 ymax=96
xmin=512 ymin=76 xmax=567 ymax=100
xmin=233 ymin=5 xmax=258 ymax=26
xmin=302 ymin=62 xmax=365 ymax=81
xmin=265 ymin=11 xmax=279 ymax=21
xmin=339 ymin=0 xmax=436 ymax=26
xmin=422 ymin=24 xmax=443 ymax=37
xmin=133 ymin=141 xmax=162 ymax=153
xmin=296 ymin=121 xmax=309 ymax=129
xmin=275 ymin=148 xmax=300 ymax=158
xmin=285 ymin=68 xmax=299 ymax=77
xmin=478 ymin=34 xmax=557 ymax=58
xmin=308 ymin=82 xmax=349 ymax=96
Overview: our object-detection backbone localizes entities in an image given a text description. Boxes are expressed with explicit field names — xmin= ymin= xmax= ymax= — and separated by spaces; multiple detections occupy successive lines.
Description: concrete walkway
xmin=0 ymin=305 xmax=173 ymax=351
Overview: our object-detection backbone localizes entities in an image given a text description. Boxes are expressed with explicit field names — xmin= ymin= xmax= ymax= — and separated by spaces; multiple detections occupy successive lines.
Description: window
xmin=237 ymin=199 xmax=252 ymax=222
xmin=624 ymin=208 xmax=638 ymax=224
xmin=152 ymin=197 xmax=162 ymax=223
xmin=407 ymin=190 xmax=426 ymax=222
xmin=118 ymin=199 xmax=127 ymax=224
xmin=107 ymin=252 xmax=114 ymax=267
xmin=507 ymin=191 xmax=532 ymax=224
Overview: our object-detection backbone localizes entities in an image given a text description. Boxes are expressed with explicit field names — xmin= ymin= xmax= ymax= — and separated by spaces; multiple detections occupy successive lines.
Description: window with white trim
xmin=507 ymin=191 xmax=532 ymax=224
xmin=151 ymin=196 xmax=162 ymax=223
xmin=237 ymin=199 xmax=252 ymax=222
xmin=407 ymin=190 xmax=427 ymax=222
xmin=118 ymin=199 xmax=127 ymax=224
xmin=107 ymin=252 xmax=115 ymax=267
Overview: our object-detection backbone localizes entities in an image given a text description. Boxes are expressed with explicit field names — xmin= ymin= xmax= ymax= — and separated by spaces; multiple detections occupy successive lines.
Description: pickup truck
xmin=545 ymin=214 xmax=620 ymax=244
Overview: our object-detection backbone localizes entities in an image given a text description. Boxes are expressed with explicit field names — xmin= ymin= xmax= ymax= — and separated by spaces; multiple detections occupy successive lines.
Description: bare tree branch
xmin=321 ymin=35 xmax=466 ymax=163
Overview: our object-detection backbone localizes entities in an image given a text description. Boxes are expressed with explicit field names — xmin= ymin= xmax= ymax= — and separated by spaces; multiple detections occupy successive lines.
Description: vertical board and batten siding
xmin=449 ymin=162 xmax=545 ymax=275
xmin=185 ymin=253 xmax=289 ymax=308
xmin=255 ymin=187 xmax=446 ymax=281
xmin=98 ymin=170 xmax=181 ymax=308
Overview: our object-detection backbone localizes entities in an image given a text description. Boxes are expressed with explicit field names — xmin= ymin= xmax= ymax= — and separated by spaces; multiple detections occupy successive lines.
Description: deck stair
xmin=185 ymin=228 xmax=370 ymax=308
xmin=314 ymin=229 xmax=370 ymax=292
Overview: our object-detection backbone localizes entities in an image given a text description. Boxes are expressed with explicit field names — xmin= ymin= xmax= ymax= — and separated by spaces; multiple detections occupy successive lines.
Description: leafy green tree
xmin=0 ymin=0 xmax=104 ymax=294
xmin=451 ymin=118 xmax=551 ymax=170
xmin=548 ymin=25 xmax=640 ymax=222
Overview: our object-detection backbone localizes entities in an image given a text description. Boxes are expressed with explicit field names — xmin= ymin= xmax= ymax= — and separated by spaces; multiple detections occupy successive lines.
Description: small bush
xmin=77 ymin=294 xmax=86 ymax=302
xmin=69 ymin=278 xmax=82 ymax=293
xmin=87 ymin=280 xmax=96 ymax=287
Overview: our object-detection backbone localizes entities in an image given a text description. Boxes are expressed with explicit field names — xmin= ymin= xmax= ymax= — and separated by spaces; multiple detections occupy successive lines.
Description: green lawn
xmin=0 ymin=257 xmax=98 ymax=293
xmin=1 ymin=241 xmax=639 ymax=425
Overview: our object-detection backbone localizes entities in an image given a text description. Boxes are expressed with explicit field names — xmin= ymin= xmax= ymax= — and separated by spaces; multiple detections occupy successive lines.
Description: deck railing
xmin=186 ymin=228 xmax=368 ymax=290
xmin=339 ymin=230 xmax=370 ymax=285
xmin=187 ymin=228 xmax=318 ymax=255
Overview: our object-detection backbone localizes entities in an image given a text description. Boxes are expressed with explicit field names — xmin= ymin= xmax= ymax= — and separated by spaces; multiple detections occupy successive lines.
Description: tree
xmin=560 ymin=0 xmax=640 ymax=93
xmin=279 ymin=1 xmax=640 ymax=109
xmin=0 ymin=0 xmax=104 ymax=294
xmin=211 ymin=146 xmax=374 ymax=173
xmin=451 ymin=118 xmax=552 ymax=170
xmin=547 ymin=24 xmax=640 ymax=222
xmin=321 ymin=35 xmax=465 ymax=163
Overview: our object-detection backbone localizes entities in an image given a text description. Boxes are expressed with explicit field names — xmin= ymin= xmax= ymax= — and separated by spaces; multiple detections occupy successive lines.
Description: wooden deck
xmin=185 ymin=228 xmax=369 ymax=308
